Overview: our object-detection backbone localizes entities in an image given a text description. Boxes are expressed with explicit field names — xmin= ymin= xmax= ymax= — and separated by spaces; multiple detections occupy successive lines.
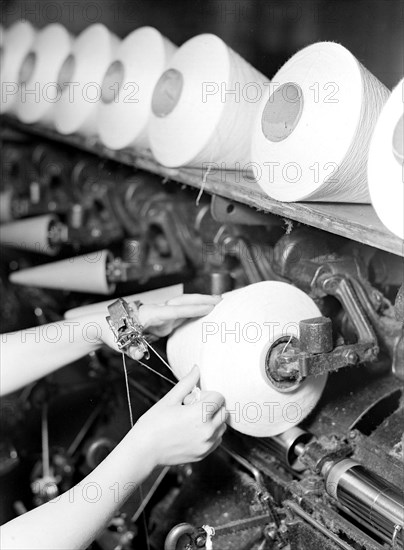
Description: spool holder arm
xmin=269 ymin=270 xmax=379 ymax=381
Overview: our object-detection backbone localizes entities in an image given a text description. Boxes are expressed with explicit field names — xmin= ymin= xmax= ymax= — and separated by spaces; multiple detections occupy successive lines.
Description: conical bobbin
xmin=0 ymin=214 xmax=61 ymax=255
xmin=9 ymin=249 xmax=115 ymax=294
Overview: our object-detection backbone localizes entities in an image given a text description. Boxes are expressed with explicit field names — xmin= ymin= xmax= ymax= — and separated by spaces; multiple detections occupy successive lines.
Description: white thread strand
xmin=41 ymin=403 xmax=50 ymax=478
xmin=135 ymin=357 xmax=176 ymax=386
xmin=122 ymin=352 xmax=134 ymax=428
xmin=120 ymin=353 xmax=150 ymax=550
xmin=145 ymin=340 xmax=177 ymax=377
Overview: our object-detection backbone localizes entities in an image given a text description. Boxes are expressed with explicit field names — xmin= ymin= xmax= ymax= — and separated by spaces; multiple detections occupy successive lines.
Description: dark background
xmin=1 ymin=0 xmax=403 ymax=89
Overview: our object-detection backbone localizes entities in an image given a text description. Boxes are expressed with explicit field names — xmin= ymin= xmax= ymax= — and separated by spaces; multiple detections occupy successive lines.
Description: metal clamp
xmin=106 ymin=298 xmax=149 ymax=357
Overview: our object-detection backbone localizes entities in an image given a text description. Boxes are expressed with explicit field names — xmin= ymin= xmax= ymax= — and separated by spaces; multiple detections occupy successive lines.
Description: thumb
xmin=164 ymin=365 xmax=200 ymax=404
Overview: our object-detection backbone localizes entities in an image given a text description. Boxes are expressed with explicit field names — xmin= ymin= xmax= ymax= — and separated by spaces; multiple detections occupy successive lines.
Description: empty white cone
xmin=9 ymin=249 xmax=115 ymax=294
xmin=0 ymin=215 xmax=60 ymax=255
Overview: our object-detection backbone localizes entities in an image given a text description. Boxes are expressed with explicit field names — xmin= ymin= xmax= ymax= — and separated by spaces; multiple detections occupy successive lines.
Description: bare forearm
xmin=0 ymin=315 xmax=104 ymax=396
xmin=1 ymin=424 xmax=155 ymax=550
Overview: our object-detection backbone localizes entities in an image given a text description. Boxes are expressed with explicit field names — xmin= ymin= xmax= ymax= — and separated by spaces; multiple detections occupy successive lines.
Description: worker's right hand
xmin=133 ymin=366 xmax=227 ymax=467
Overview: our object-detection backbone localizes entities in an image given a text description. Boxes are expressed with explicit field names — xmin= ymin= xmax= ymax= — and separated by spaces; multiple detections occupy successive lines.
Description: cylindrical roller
xmin=63 ymin=283 xmax=184 ymax=319
xmin=268 ymin=427 xmax=312 ymax=471
xmin=324 ymin=458 xmax=404 ymax=544
xmin=0 ymin=20 xmax=36 ymax=114
xmin=9 ymin=250 xmax=115 ymax=294
xmin=0 ymin=214 xmax=60 ymax=255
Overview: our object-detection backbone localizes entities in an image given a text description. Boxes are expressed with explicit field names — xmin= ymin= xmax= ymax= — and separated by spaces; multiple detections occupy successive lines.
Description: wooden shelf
xmin=3 ymin=116 xmax=403 ymax=257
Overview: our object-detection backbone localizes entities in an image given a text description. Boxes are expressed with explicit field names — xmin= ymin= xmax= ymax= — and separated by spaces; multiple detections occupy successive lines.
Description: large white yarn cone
xmin=0 ymin=20 xmax=36 ymax=114
xmin=251 ymin=42 xmax=390 ymax=203
xmin=98 ymin=26 xmax=177 ymax=151
xmin=148 ymin=33 xmax=268 ymax=168
xmin=368 ymin=78 xmax=404 ymax=239
xmin=15 ymin=23 xmax=73 ymax=126
xmin=167 ymin=281 xmax=328 ymax=437
xmin=54 ymin=24 xmax=119 ymax=137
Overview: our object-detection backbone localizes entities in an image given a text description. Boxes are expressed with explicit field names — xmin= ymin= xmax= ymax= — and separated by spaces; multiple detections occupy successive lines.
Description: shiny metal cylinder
xmin=324 ymin=458 xmax=404 ymax=542
xmin=268 ymin=427 xmax=312 ymax=471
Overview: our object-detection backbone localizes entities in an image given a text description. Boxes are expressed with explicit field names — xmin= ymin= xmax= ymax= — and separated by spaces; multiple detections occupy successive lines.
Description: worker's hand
xmin=97 ymin=294 xmax=221 ymax=360
xmin=138 ymin=294 xmax=221 ymax=337
xmin=133 ymin=366 xmax=227 ymax=467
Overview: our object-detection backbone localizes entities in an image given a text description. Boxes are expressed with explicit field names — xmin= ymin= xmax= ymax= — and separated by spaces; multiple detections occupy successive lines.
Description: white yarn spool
xmin=98 ymin=27 xmax=177 ymax=151
xmin=167 ymin=281 xmax=328 ymax=437
xmin=148 ymin=33 xmax=268 ymax=168
xmin=251 ymin=42 xmax=390 ymax=203
xmin=15 ymin=23 xmax=73 ymax=126
xmin=368 ymin=79 xmax=404 ymax=239
xmin=54 ymin=24 xmax=119 ymax=137
xmin=0 ymin=20 xmax=36 ymax=114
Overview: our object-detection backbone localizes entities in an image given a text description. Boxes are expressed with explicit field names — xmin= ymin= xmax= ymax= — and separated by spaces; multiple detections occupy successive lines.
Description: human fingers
xmin=199 ymin=391 xmax=225 ymax=410
xmin=210 ymin=405 xmax=227 ymax=429
xmin=163 ymin=366 xmax=200 ymax=405
xmin=139 ymin=303 xmax=215 ymax=331
xmin=165 ymin=294 xmax=222 ymax=306
xmin=182 ymin=386 xmax=201 ymax=405
xmin=155 ymin=303 xmax=217 ymax=322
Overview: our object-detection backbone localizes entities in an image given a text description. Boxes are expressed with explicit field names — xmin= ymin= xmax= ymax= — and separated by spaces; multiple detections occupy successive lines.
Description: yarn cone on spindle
xmin=9 ymin=250 xmax=115 ymax=294
xmin=167 ymin=281 xmax=328 ymax=437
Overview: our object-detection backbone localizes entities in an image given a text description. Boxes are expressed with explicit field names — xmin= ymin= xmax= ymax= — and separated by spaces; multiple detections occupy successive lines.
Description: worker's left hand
xmin=98 ymin=293 xmax=221 ymax=359
xmin=139 ymin=294 xmax=221 ymax=337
